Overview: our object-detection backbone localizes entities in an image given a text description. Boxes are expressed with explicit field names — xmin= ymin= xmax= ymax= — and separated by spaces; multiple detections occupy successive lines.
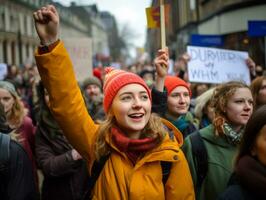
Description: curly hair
xmin=210 ymin=81 xmax=250 ymax=136
xmin=94 ymin=112 xmax=166 ymax=160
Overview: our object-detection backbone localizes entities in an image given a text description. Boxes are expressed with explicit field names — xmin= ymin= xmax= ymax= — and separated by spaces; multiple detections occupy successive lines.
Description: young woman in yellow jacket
xmin=33 ymin=5 xmax=195 ymax=200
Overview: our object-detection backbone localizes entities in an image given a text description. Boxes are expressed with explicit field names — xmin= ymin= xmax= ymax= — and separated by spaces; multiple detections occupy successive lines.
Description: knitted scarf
xmin=171 ymin=115 xmax=189 ymax=133
xmin=236 ymin=155 xmax=266 ymax=198
xmin=167 ymin=114 xmax=196 ymax=138
xmin=111 ymin=127 xmax=160 ymax=164
xmin=223 ymin=122 xmax=244 ymax=145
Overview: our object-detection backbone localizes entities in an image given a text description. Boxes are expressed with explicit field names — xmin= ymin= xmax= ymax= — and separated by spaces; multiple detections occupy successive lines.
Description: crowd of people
xmin=1 ymin=4 xmax=266 ymax=200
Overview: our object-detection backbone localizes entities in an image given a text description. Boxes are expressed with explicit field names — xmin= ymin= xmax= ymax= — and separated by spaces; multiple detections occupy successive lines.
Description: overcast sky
xmin=54 ymin=0 xmax=152 ymax=48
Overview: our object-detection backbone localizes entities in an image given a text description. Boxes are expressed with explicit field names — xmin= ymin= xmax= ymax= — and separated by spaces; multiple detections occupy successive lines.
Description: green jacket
xmin=182 ymin=125 xmax=237 ymax=200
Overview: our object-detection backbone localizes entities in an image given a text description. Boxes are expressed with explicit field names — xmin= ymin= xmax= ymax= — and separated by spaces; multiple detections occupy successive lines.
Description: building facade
xmin=100 ymin=11 xmax=121 ymax=61
xmin=0 ymin=0 xmax=111 ymax=67
xmin=146 ymin=0 xmax=266 ymax=67
xmin=70 ymin=3 xmax=109 ymax=59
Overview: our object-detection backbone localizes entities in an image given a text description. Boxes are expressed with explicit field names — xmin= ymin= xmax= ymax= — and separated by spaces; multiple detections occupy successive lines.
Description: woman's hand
xmin=154 ymin=48 xmax=169 ymax=78
xmin=33 ymin=5 xmax=59 ymax=45
xmin=71 ymin=149 xmax=82 ymax=160
xmin=154 ymin=48 xmax=169 ymax=92
xmin=246 ymin=57 xmax=256 ymax=77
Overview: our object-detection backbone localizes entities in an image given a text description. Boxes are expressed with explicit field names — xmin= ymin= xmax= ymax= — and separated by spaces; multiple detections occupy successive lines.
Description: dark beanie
xmin=82 ymin=76 xmax=102 ymax=90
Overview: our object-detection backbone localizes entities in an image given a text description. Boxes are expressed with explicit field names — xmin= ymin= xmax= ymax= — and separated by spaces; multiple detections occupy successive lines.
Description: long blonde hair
xmin=94 ymin=112 xmax=167 ymax=160
xmin=6 ymin=94 xmax=27 ymax=129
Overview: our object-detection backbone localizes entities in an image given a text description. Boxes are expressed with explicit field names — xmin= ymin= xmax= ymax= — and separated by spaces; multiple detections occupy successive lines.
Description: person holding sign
xmin=153 ymin=51 xmax=198 ymax=138
xmin=33 ymin=5 xmax=195 ymax=200
xmin=182 ymin=81 xmax=254 ymax=200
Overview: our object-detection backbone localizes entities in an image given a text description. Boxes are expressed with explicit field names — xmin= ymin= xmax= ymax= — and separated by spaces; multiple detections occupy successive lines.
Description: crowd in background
xmin=2 ymin=50 xmax=266 ymax=126
xmin=1 ymin=5 xmax=266 ymax=199
xmin=1 ymin=48 xmax=266 ymax=199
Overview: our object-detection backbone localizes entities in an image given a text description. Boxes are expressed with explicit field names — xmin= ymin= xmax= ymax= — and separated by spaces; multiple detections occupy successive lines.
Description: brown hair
xmin=210 ymin=81 xmax=250 ymax=136
xmin=236 ymin=105 xmax=266 ymax=164
xmin=94 ymin=112 xmax=166 ymax=160
xmin=250 ymin=76 xmax=266 ymax=109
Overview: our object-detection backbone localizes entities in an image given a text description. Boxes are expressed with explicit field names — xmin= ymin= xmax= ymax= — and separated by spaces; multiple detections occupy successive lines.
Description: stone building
xmin=0 ymin=0 xmax=110 ymax=67
xmin=70 ymin=3 xmax=109 ymax=59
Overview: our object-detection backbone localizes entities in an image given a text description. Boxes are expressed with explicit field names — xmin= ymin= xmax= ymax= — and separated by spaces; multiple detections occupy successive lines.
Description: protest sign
xmin=63 ymin=38 xmax=92 ymax=81
xmin=146 ymin=2 xmax=170 ymax=49
xmin=187 ymin=46 xmax=250 ymax=84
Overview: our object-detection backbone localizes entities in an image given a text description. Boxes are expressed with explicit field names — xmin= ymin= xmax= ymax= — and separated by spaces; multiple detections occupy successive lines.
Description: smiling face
xmin=167 ymin=86 xmax=190 ymax=118
xmin=0 ymin=88 xmax=15 ymax=114
xmin=111 ymin=84 xmax=151 ymax=139
xmin=225 ymin=87 xmax=253 ymax=130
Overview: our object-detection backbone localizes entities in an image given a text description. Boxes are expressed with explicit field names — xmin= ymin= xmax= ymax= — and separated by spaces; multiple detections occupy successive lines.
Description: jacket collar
xmin=200 ymin=124 xmax=236 ymax=148
xmin=104 ymin=119 xmax=181 ymax=168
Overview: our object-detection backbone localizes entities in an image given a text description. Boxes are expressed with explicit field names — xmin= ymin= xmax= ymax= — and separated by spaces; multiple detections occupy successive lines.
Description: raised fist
xmin=33 ymin=5 xmax=59 ymax=45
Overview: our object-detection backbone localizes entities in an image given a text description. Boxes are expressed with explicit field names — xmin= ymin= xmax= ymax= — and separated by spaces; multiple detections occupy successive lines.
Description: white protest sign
xmin=63 ymin=38 xmax=92 ymax=82
xmin=0 ymin=63 xmax=7 ymax=80
xmin=187 ymin=46 xmax=250 ymax=84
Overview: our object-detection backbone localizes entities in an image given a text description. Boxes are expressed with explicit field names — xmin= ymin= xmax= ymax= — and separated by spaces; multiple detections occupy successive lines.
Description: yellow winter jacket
xmin=35 ymin=41 xmax=195 ymax=200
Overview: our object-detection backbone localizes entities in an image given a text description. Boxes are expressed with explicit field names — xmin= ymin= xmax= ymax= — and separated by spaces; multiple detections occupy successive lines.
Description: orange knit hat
xmin=103 ymin=67 xmax=151 ymax=113
xmin=164 ymin=76 xmax=191 ymax=96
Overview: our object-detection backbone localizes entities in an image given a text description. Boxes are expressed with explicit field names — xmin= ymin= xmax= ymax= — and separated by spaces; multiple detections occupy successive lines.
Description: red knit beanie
xmin=164 ymin=76 xmax=191 ymax=96
xmin=103 ymin=67 xmax=151 ymax=113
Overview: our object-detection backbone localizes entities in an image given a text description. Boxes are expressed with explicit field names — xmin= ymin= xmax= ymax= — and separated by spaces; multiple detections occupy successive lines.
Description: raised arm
xmin=154 ymin=48 xmax=169 ymax=92
xmin=33 ymin=5 xmax=98 ymax=162
xmin=151 ymin=48 xmax=169 ymax=115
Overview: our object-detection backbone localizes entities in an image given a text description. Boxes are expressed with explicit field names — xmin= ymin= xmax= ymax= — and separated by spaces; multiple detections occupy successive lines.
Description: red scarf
xmin=111 ymin=127 xmax=159 ymax=164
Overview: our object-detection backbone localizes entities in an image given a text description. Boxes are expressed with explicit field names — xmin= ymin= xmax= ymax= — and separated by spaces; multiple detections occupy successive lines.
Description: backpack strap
xmin=161 ymin=161 xmax=172 ymax=186
xmin=0 ymin=133 xmax=10 ymax=174
xmin=190 ymin=131 xmax=208 ymax=195
xmin=83 ymin=154 xmax=172 ymax=199
xmin=82 ymin=153 xmax=111 ymax=199
xmin=0 ymin=133 xmax=10 ymax=199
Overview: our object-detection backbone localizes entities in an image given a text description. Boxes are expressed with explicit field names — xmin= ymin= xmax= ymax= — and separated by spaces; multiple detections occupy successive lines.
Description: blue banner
xmin=248 ymin=20 xmax=266 ymax=37
xmin=190 ymin=34 xmax=224 ymax=47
